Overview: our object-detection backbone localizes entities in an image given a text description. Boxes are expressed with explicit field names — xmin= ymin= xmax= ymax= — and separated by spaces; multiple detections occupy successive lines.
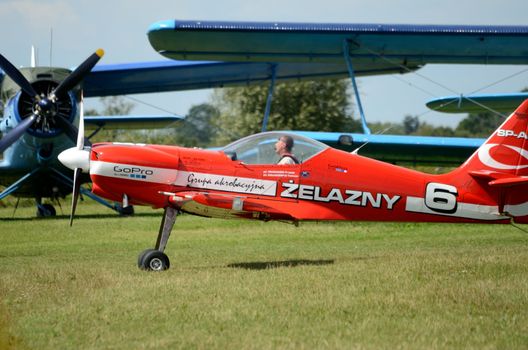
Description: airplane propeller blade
xmin=77 ymin=91 xmax=86 ymax=150
xmin=69 ymin=167 xmax=81 ymax=226
xmin=0 ymin=54 xmax=39 ymax=99
xmin=51 ymin=49 xmax=104 ymax=100
xmin=0 ymin=115 xmax=36 ymax=153
xmin=55 ymin=114 xmax=79 ymax=144
xmin=67 ymin=91 xmax=89 ymax=226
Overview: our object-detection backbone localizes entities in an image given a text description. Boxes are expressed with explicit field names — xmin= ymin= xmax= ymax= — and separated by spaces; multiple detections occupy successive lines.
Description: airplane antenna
xmin=352 ymin=126 xmax=393 ymax=155
xmin=30 ymin=46 xmax=37 ymax=68
xmin=49 ymin=27 xmax=53 ymax=70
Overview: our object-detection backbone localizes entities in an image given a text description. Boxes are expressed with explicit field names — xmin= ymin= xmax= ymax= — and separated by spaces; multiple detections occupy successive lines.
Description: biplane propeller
xmin=0 ymin=50 xmax=103 ymax=153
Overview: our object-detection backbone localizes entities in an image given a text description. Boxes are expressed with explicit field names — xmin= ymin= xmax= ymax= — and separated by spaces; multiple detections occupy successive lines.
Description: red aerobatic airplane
xmin=60 ymin=99 xmax=528 ymax=271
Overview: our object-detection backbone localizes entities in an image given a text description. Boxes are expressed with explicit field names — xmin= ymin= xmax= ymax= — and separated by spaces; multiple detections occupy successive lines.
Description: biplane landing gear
xmin=37 ymin=203 xmax=56 ymax=217
xmin=36 ymin=199 xmax=56 ymax=217
xmin=138 ymin=207 xmax=177 ymax=271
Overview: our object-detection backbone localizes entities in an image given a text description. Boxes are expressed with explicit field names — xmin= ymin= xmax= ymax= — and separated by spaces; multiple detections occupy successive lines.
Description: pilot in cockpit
xmin=275 ymin=135 xmax=300 ymax=165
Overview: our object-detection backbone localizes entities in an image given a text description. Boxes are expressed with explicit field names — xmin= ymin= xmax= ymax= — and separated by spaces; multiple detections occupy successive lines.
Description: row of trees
xmin=87 ymin=79 xmax=506 ymax=147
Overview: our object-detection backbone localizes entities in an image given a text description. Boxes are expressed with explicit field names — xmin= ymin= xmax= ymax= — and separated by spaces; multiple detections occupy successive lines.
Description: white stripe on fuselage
xmin=90 ymin=161 xmax=277 ymax=196
xmin=91 ymin=161 xmax=178 ymax=184
xmin=173 ymin=171 xmax=277 ymax=196
xmin=405 ymin=196 xmax=528 ymax=220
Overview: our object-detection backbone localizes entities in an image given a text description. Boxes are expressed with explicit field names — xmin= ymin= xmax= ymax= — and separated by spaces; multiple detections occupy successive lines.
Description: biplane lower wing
xmin=291 ymin=131 xmax=484 ymax=165
xmin=84 ymin=115 xmax=182 ymax=130
xmin=83 ymin=60 xmax=414 ymax=97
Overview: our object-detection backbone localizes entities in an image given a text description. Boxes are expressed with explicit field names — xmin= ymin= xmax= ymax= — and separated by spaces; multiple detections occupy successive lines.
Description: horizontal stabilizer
xmin=469 ymin=170 xmax=528 ymax=187
xmin=426 ymin=93 xmax=528 ymax=114
xmin=489 ymin=176 xmax=528 ymax=187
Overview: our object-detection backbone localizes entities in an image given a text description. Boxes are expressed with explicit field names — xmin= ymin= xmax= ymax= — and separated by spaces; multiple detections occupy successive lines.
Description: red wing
xmin=168 ymin=191 xmax=297 ymax=221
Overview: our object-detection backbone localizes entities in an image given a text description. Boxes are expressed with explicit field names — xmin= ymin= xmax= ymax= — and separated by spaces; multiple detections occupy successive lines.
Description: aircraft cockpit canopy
xmin=222 ymin=131 xmax=328 ymax=165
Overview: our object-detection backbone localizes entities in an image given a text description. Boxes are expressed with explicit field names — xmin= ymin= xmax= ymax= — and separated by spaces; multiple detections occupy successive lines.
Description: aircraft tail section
xmin=461 ymin=99 xmax=528 ymax=176
xmin=452 ymin=99 xmax=528 ymax=223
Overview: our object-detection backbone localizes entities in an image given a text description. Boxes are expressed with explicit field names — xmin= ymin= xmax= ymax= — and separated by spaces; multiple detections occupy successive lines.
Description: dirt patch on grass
xmin=0 ymin=302 xmax=24 ymax=350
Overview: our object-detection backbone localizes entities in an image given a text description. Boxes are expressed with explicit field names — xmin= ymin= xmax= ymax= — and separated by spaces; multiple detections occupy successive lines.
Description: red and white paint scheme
xmin=59 ymin=100 xmax=528 ymax=271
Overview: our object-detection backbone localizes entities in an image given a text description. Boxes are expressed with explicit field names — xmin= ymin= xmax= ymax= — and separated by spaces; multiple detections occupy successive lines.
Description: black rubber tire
xmin=37 ymin=203 xmax=56 ymax=217
xmin=137 ymin=248 xmax=157 ymax=268
xmin=140 ymin=250 xmax=170 ymax=271
xmin=118 ymin=205 xmax=135 ymax=216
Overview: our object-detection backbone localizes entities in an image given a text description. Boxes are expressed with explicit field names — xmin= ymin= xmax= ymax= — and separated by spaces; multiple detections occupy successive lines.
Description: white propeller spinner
xmin=58 ymin=91 xmax=90 ymax=172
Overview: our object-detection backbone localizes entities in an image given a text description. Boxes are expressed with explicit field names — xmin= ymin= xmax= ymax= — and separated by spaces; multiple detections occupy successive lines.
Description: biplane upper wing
xmin=147 ymin=20 xmax=528 ymax=66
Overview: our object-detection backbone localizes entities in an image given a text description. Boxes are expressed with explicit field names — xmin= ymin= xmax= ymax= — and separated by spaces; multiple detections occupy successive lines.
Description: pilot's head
xmin=275 ymin=135 xmax=294 ymax=153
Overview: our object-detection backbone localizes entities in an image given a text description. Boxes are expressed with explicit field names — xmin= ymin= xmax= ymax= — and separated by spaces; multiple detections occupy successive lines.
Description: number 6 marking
xmin=425 ymin=183 xmax=458 ymax=214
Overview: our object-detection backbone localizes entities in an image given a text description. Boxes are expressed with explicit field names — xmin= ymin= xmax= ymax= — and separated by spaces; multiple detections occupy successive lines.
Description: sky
xmin=1 ymin=0 xmax=528 ymax=128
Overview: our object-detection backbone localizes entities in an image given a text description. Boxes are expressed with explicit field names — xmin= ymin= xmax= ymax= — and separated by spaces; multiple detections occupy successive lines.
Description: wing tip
xmin=148 ymin=20 xmax=176 ymax=33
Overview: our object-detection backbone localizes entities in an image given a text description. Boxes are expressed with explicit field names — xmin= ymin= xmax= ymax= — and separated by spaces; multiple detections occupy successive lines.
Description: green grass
xmin=1 ymin=202 xmax=528 ymax=349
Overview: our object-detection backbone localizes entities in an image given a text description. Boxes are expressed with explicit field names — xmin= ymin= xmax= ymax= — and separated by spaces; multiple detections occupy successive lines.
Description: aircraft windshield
xmin=222 ymin=131 xmax=328 ymax=164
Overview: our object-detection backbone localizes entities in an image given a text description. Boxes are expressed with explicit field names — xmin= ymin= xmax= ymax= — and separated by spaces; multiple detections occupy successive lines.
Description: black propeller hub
xmin=17 ymin=79 xmax=75 ymax=138
xmin=37 ymin=98 xmax=53 ymax=112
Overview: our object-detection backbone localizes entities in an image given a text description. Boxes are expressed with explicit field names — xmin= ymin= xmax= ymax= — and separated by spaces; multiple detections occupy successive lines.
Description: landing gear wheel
xmin=139 ymin=249 xmax=170 ymax=271
xmin=37 ymin=203 xmax=56 ymax=217
xmin=137 ymin=248 xmax=157 ymax=268
xmin=118 ymin=205 xmax=134 ymax=216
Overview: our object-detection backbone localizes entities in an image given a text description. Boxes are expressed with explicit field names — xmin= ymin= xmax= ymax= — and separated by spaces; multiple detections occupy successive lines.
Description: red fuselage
xmin=87 ymin=142 xmax=523 ymax=224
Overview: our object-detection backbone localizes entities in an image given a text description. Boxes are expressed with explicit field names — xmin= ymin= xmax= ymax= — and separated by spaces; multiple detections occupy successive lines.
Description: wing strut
xmin=343 ymin=40 xmax=371 ymax=134
xmin=261 ymin=64 xmax=277 ymax=132
xmin=0 ymin=168 xmax=40 ymax=201
xmin=49 ymin=168 xmax=128 ymax=213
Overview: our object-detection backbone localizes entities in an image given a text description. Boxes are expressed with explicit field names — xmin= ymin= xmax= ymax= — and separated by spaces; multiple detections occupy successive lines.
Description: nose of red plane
xmin=58 ymin=146 xmax=91 ymax=173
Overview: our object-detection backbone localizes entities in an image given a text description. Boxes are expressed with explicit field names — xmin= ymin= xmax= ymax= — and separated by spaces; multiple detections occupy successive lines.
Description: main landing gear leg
xmin=138 ymin=207 xmax=177 ymax=271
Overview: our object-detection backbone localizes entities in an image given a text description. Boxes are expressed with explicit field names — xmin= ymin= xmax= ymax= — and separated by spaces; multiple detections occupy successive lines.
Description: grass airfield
xmin=1 ymin=202 xmax=527 ymax=349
